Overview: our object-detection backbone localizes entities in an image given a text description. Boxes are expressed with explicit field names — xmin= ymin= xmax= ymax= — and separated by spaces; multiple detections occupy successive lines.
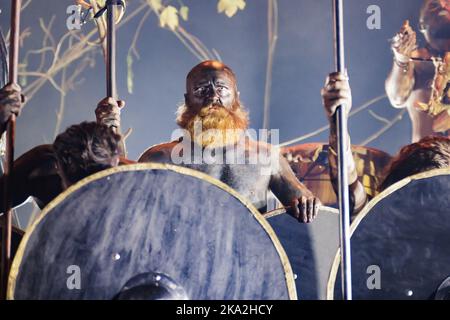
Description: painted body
xmin=136 ymin=61 xmax=322 ymax=222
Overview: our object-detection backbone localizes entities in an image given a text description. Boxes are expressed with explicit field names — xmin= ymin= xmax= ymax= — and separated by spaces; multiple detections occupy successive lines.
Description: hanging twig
xmin=368 ymin=110 xmax=390 ymax=125
xmin=128 ymin=8 xmax=152 ymax=60
xmin=279 ymin=94 xmax=388 ymax=147
xmin=263 ymin=0 xmax=278 ymax=130
xmin=53 ymin=67 xmax=67 ymax=139
xmin=360 ymin=109 xmax=406 ymax=146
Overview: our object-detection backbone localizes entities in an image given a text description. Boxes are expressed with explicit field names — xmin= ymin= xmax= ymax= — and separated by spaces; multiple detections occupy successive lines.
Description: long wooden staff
xmin=105 ymin=0 xmax=117 ymax=100
xmin=1 ymin=0 xmax=21 ymax=300
xmin=95 ymin=0 xmax=126 ymax=154
xmin=332 ymin=0 xmax=352 ymax=300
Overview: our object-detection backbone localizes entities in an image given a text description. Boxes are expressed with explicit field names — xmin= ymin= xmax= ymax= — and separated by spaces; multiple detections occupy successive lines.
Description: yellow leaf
xmin=217 ymin=0 xmax=246 ymax=18
xmin=95 ymin=0 xmax=106 ymax=7
xmin=180 ymin=6 xmax=189 ymax=21
xmin=160 ymin=6 xmax=179 ymax=31
xmin=147 ymin=0 xmax=162 ymax=12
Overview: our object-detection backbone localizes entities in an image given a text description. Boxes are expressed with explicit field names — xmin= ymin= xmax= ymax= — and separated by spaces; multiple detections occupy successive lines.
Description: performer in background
xmin=129 ymin=60 xmax=322 ymax=223
xmin=0 ymin=87 xmax=129 ymax=212
xmin=386 ymin=0 xmax=450 ymax=142
xmin=323 ymin=71 xmax=450 ymax=215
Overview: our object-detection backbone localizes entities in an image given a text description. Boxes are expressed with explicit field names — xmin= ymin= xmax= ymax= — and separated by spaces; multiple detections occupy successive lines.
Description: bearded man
xmin=386 ymin=0 xmax=450 ymax=142
xmin=135 ymin=60 xmax=321 ymax=223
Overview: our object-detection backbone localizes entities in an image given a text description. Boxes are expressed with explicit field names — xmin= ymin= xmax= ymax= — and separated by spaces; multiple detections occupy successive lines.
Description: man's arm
xmin=321 ymin=72 xmax=368 ymax=216
xmin=0 ymin=145 xmax=62 ymax=213
xmin=385 ymin=20 xmax=416 ymax=108
xmin=269 ymin=152 xmax=322 ymax=223
xmin=327 ymin=122 xmax=368 ymax=216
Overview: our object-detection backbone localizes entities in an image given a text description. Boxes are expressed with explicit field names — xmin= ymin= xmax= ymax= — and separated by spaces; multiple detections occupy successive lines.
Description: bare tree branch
xmin=263 ymin=0 xmax=278 ymax=130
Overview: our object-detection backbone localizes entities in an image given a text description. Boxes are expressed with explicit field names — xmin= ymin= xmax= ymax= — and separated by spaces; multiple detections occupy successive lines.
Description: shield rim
xmin=264 ymin=206 xmax=339 ymax=219
xmin=7 ymin=162 xmax=297 ymax=300
xmin=326 ymin=167 xmax=450 ymax=300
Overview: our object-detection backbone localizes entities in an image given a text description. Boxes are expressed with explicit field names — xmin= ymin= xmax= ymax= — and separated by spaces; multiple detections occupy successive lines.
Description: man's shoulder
xmin=16 ymin=144 xmax=56 ymax=169
xmin=138 ymin=140 xmax=181 ymax=163
xmin=15 ymin=144 xmax=59 ymax=179
xmin=245 ymin=138 xmax=279 ymax=154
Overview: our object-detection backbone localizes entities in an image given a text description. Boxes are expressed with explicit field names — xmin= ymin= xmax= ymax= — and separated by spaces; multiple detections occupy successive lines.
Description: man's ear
xmin=184 ymin=93 xmax=188 ymax=104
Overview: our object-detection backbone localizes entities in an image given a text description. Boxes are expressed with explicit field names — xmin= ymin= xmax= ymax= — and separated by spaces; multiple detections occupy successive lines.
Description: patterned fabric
xmin=282 ymin=143 xmax=392 ymax=206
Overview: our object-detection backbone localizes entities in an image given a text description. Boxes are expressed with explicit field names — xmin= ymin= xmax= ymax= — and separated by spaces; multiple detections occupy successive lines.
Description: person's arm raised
xmin=385 ymin=20 xmax=416 ymax=108
xmin=321 ymin=72 xmax=368 ymax=216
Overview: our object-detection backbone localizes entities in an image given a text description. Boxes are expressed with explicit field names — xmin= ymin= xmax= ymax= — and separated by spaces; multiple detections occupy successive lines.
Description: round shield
xmin=327 ymin=168 xmax=450 ymax=300
xmin=265 ymin=206 xmax=339 ymax=300
xmin=8 ymin=163 xmax=296 ymax=300
xmin=282 ymin=143 xmax=391 ymax=206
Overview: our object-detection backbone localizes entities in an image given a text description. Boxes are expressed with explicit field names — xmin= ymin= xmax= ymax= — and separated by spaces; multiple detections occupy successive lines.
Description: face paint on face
xmin=439 ymin=0 xmax=450 ymax=12
xmin=421 ymin=0 xmax=450 ymax=53
xmin=186 ymin=69 xmax=237 ymax=112
xmin=176 ymin=61 xmax=249 ymax=147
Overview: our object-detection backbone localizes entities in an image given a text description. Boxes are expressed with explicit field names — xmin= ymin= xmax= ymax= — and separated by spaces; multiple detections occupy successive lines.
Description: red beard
xmin=176 ymin=102 xmax=249 ymax=147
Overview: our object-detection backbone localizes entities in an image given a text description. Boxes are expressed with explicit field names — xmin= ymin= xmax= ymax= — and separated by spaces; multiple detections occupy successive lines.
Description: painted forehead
xmin=187 ymin=68 xmax=236 ymax=85
xmin=188 ymin=69 xmax=236 ymax=86
xmin=421 ymin=0 xmax=450 ymax=19
xmin=187 ymin=61 xmax=237 ymax=88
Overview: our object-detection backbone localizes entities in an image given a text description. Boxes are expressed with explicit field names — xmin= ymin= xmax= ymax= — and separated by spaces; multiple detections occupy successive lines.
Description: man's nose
xmin=210 ymin=95 xmax=220 ymax=104
xmin=205 ymin=86 xmax=220 ymax=99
